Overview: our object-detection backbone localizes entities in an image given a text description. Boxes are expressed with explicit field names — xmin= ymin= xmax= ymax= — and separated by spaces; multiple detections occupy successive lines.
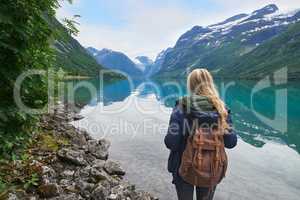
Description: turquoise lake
xmin=68 ymin=78 xmax=300 ymax=200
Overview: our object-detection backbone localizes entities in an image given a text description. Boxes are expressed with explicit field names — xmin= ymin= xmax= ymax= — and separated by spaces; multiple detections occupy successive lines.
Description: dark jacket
xmin=164 ymin=95 xmax=238 ymax=184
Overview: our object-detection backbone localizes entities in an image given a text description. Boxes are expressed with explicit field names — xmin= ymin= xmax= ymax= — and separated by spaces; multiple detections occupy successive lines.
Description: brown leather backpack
xmin=179 ymin=120 xmax=228 ymax=188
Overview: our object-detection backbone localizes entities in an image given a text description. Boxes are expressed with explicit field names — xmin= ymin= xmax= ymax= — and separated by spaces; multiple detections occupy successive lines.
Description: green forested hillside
xmin=218 ymin=22 xmax=300 ymax=79
xmin=50 ymin=18 xmax=104 ymax=76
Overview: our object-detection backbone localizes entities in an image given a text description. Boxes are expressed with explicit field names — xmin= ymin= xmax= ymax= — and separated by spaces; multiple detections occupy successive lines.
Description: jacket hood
xmin=178 ymin=95 xmax=216 ymax=112
xmin=177 ymin=95 xmax=220 ymax=125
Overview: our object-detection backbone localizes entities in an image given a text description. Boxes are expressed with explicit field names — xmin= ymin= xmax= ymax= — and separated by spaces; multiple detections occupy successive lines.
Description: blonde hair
xmin=187 ymin=68 xmax=229 ymax=130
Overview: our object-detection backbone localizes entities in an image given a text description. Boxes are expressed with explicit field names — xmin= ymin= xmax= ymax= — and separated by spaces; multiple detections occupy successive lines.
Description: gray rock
xmin=74 ymin=167 xmax=94 ymax=185
xmin=7 ymin=193 xmax=18 ymax=200
xmin=92 ymin=159 xmax=106 ymax=170
xmin=57 ymin=148 xmax=87 ymax=166
xmin=84 ymin=152 xmax=98 ymax=163
xmin=90 ymin=167 xmax=111 ymax=182
xmin=135 ymin=192 xmax=159 ymax=200
xmin=104 ymin=160 xmax=126 ymax=176
xmin=73 ymin=114 xmax=84 ymax=121
xmin=61 ymin=170 xmax=75 ymax=179
xmin=59 ymin=179 xmax=71 ymax=187
xmin=78 ymin=128 xmax=94 ymax=141
xmin=59 ymin=179 xmax=76 ymax=192
xmin=41 ymin=165 xmax=57 ymax=184
xmin=76 ymin=179 xmax=95 ymax=198
xmin=72 ymin=132 xmax=88 ymax=147
xmin=108 ymin=193 xmax=119 ymax=200
xmin=48 ymin=193 xmax=83 ymax=200
xmin=91 ymin=184 xmax=110 ymax=200
xmin=110 ymin=181 xmax=134 ymax=198
xmin=63 ymin=124 xmax=75 ymax=130
xmin=7 ymin=191 xmax=29 ymax=200
xmin=88 ymin=139 xmax=110 ymax=160
xmin=38 ymin=183 xmax=60 ymax=198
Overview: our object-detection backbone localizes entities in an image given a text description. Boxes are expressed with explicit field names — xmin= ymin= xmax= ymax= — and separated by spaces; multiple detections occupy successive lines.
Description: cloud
xmin=57 ymin=0 xmax=300 ymax=60
xmin=60 ymin=0 xmax=206 ymax=59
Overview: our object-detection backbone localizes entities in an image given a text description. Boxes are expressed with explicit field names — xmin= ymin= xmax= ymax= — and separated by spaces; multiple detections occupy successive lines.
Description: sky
xmin=57 ymin=0 xmax=300 ymax=60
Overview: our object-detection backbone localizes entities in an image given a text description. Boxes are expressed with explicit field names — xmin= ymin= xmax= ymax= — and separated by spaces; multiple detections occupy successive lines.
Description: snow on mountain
xmin=135 ymin=56 xmax=154 ymax=66
xmin=132 ymin=56 xmax=154 ymax=71
xmin=264 ymin=8 xmax=300 ymax=19
xmin=209 ymin=14 xmax=249 ymax=28
xmin=179 ymin=4 xmax=300 ymax=45
xmin=208 ymin=14 xmax=249 ymax=30
xmin=86 ymin=47 xmax=143 ymax=76
xmin=86 ymin=48 xmax=157 ymax=77
xmin=142 ymin=48 xmax=173 ymax=77
xmin=250 ymin=4 xmax=279 ymax=17
xmin=155 ymin=4 xmax=300 ymax=75
xmin=132 ymin=57 xmax=144 ymax=70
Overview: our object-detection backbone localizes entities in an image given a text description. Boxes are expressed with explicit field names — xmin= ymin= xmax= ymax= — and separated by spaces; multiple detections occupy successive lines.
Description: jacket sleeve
xmin=223 ymin=112 xmax=238 ymax=149
xmin=164 ymin=107 xmax=184 ymax=151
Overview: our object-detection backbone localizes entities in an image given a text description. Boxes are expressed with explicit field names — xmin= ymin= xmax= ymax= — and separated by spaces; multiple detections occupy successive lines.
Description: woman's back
xmin=164 ymin=69 xmax=238 ymax=200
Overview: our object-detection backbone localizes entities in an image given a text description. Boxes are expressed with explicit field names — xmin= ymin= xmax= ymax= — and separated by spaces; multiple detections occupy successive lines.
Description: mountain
xmin=133 ymin=56 xmax=153 ymax=73
xmin=135 ymin=56 xmax=153 ymax=67
xmin=155 ymin=4 xmax=300 ymax=78
xmin=144 ymin=48 xmax=173 ymax=77
xmin=219 ymin=21 xmax=300 ymax=79
xmin=49 ymin=18 xmax=106 ymax=76
xmin=87 ymin=48 xmax=143 ymax=76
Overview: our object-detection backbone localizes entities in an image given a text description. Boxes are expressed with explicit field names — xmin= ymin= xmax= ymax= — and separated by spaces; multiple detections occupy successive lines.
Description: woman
xmin=164 ymin=69 xmax=237 ymax=200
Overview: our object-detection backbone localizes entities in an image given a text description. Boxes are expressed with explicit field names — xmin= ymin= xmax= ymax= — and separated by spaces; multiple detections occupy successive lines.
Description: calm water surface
xmin=69 ymin=78 xmax=300 ymax=200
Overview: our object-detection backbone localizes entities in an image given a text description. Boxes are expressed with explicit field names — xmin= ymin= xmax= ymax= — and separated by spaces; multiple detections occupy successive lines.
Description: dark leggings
xmin=175 ymin=180 xmax=216 ymax=200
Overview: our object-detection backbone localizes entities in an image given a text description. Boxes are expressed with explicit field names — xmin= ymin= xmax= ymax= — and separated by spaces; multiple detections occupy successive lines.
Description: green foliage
xmin=0 ymin=177 xmax=7 ymax=194
xmin=0 ymin=0 xmax=72 ymax=159
xmin=37 ymin=131 xmax=70 ymax=152
xmin=0 ymin=108 xmax=37 ymax=159
xmin=0 ymin=0 xmax=124 ymax=196
xmin=23 ymin=173 xmax=39 ymax=190
xmin=0 ymin=0 xmax=123 ymax=160
xmin=62 ymin=15 xmax=80 ymax=36
xmin=0 ymin=155 xmax=42 ymax=194
xmin=0 ymin=128 xmax=73 ymax=194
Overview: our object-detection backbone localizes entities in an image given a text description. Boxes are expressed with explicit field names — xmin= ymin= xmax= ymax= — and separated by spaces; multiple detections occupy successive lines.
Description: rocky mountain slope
xmin=219 ymin=21 xmax=300 ymax=79
xmin=86 ymin=47 xmax=170 ymax=78
xmin=87 ymin=48 xmax=145 ymax=76
xmin=144 ymin=48 xmax=173 ymax=77
xmin=154 ymin=4 xmax=300 ymax=78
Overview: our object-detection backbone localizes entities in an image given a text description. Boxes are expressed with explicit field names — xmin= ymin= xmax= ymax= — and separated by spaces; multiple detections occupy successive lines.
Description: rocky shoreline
xmin=7 ymin=104 xmax=157 ymax=200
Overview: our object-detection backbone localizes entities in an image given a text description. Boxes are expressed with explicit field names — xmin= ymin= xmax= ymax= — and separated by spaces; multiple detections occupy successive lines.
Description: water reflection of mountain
xmin=68 ymin=78 xmax=300 ymax=153
xmin=65 ymin=79 xmax=133 ymax=106
xmin=225 ymin=80 xmax=300 ymax=153
xmin=153 ymin=78 xmax=300 ymax=153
